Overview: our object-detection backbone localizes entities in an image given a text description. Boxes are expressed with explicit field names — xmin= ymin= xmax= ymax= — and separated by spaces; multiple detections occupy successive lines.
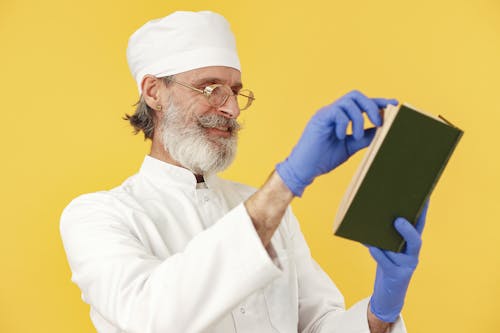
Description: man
xmin=60 ymin=11 xmax=428 ymax=333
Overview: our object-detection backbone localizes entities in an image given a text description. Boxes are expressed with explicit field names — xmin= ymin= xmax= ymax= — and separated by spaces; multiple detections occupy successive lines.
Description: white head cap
xmin=127 ymin=11 xmax=241 ymax=94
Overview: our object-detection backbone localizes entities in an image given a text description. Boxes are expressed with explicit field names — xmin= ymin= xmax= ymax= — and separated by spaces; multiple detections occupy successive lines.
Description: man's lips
xmin=205 ymin=126 xmax=232 ymax=138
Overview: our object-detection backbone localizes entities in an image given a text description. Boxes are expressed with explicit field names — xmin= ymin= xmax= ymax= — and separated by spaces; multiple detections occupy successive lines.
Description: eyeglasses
xmin=166 ymin=77 xmax=255 ymax=111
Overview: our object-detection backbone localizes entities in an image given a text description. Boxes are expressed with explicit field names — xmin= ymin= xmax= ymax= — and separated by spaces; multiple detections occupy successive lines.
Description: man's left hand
xmin=368 ymin=200 xmax=430 ymax=323
xmin=276 ymin=91 xmax=398 ymax=197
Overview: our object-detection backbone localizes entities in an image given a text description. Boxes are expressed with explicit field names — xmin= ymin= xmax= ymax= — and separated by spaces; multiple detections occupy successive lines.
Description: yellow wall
xmin=1 ymin=0 xmax=498 ymax=332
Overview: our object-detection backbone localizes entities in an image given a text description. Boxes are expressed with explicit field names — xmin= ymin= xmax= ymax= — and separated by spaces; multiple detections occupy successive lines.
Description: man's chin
xmin=161 ymin=127 xmax=237 ymax=175
xmin=204 ymin=131 xmax=237 ymax=148
xmin=168 ymin=145 xmax=237 ymax=175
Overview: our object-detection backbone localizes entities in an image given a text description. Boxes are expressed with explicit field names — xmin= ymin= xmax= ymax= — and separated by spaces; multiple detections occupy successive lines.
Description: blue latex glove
xmin=369 ymin=200 xmax=430 ymax=322
xmin=276 ymin=90 xmax=398 ymax=196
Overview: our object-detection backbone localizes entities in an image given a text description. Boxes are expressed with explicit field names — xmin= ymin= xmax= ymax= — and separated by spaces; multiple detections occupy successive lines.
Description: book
xmin=332 ymin=103 xmax=463 ymax=252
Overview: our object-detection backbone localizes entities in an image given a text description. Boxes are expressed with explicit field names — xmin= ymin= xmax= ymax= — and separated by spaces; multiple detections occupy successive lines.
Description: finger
xmin=334 ymin=110 xmax=350 ymax=140
xmin=394 ymin=218 xmax=422 ymax=255
xmin=313 ymin=105 xmax=338 ymax=130
xmin=345 ymin=127 xmax=376 ymax=156
xmin=415 ymin=199 xmax=430 ymax=235
xmin=385 ymin=251 xmax=418 ymax=268
xmin=369 ymin=246 xmax=396 ymax=268
xmin=372 ymin=98 xmax=399 ymax=108
xmin=348 ymin=91 xmax=383 ymax=127
xmin=339 ymin=99 xmax=364 ymax=140
xmin=385 ymin=250 xmax=405 ymax=263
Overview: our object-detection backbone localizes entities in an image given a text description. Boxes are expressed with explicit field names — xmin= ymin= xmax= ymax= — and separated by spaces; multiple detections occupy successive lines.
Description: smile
xmin=205 ymin=126 xmax=232 ymax=138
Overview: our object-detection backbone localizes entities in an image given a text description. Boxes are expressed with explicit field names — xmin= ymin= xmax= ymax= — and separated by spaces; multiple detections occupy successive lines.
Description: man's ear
xmin=141 ymin=75 xmax=164 ymax=110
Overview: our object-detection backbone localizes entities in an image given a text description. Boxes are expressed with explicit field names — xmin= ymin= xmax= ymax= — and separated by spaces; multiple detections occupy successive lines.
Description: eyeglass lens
xmin=208 ymin=86 xmax=254 ymax=111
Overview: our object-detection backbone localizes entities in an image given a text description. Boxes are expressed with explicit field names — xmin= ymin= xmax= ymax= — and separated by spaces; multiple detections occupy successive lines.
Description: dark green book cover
xmin=333 ymin=104 xmax=463 ymax=252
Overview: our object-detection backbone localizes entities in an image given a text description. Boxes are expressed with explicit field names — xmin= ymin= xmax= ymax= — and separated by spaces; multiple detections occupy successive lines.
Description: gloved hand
xmin=368 ymin=200 xmax=430 ymax=322
xmin=276 ymin=90 xmax=398 ymax=196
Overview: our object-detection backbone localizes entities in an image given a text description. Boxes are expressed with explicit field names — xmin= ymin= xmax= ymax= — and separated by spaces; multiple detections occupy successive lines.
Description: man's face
xmin=159 ymin=66 xmax=243 ymax=175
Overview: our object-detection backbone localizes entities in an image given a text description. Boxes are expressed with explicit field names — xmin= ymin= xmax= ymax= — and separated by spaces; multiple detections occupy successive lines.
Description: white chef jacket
xmin=60 ymin=155 xmax=407 ymax=333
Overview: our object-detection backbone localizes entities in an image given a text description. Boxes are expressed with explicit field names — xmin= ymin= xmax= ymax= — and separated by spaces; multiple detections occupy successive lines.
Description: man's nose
xmin=217 ymin=96 xmax=240 ymax=119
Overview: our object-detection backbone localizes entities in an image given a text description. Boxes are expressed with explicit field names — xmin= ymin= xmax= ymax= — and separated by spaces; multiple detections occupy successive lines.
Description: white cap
xmin=126 ymin=11 xmax=241 ymax=94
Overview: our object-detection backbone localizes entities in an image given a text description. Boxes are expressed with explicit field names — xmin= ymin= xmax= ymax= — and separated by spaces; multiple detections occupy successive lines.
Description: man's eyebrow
xmin=192 ymin=77 xmax=243 ymax=89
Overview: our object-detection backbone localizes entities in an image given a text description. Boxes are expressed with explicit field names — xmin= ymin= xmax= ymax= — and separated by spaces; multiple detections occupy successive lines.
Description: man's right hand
xmin=276 ymin=90 xmax=398 ymax=197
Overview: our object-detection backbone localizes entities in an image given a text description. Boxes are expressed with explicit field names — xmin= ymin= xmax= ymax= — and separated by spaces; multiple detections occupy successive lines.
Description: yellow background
xmin=1 ymin=0 xmax=498 ymax=332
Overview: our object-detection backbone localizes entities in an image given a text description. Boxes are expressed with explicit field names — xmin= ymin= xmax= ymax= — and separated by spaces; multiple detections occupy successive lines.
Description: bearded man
xmin=61 ymin=11 xmax=428 ymax=333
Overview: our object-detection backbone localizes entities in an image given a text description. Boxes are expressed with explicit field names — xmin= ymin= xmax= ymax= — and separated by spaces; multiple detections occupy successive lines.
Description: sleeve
xmin=285 ymin=209 xmax=407 ymax=333
xmin=60 ymin=193 xmax=282 ymax=333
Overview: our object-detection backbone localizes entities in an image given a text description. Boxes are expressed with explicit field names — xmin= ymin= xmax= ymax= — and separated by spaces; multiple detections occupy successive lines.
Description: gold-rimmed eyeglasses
xmin=166 ymin=77 xmax=255 ymax=111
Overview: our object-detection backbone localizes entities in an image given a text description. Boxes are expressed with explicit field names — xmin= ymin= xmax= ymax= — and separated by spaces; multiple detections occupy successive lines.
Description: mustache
xmin=196 ymin=113 xmax=241 ymax=132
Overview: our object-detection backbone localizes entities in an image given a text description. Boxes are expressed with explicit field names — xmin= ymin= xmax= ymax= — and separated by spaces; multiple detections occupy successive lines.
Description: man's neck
xmin=150 ymin=139 xmax=205 ymax=183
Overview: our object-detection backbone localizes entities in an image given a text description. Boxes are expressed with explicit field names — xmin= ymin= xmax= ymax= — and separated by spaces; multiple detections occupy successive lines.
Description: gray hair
xmin=123 ymin=76 xmax=173 ymax=140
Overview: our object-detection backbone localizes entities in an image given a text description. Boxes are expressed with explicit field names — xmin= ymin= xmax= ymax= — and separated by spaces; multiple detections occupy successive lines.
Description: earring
xmin=156 ymin=105 xmax=162 ymax=111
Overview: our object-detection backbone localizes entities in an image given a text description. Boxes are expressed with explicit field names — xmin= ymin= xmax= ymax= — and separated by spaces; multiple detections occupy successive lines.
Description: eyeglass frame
xmin=164 ymin=77 xmax=255 ymax=111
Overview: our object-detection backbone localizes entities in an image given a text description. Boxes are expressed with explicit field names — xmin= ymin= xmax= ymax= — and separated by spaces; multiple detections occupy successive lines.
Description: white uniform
xmin=60 ymin=155 xmax=406 ymax=333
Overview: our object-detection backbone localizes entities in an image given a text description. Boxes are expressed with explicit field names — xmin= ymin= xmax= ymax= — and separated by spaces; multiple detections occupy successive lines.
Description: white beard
xmin=160 ymin=101 xmax=240 ymax=175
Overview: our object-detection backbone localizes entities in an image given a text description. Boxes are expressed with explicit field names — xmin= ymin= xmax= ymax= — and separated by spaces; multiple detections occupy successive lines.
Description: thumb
xmin=346 ymin=127 xmax=377 ymax=156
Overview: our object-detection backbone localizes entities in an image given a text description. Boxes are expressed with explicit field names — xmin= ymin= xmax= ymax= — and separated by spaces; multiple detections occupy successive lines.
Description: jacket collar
xmin=139 ymin=155 xmax=219 ymax=190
